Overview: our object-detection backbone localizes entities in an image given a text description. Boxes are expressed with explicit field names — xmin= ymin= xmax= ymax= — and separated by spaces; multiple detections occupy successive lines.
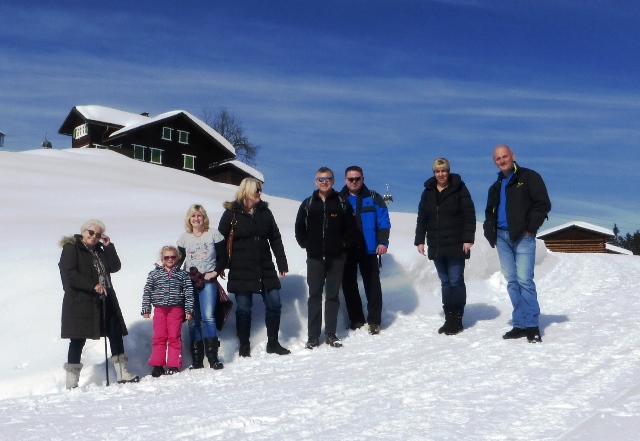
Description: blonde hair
xmin=159 ymin=245 xmax=181 ymax=262
xmin=184 ymin=204 xmax=210 ymax=233
xmin=234 ymin=178 xmax=263 ymax=207
xmin=432 ymin=158 xmax=450 ymax=172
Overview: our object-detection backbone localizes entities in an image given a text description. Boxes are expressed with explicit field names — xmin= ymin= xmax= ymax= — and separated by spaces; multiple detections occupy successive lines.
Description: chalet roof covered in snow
xmin=537 ymin=220 xmax=613 ymax=238
xmin=226 ymin=159 xmax=264 ymax=182
xmin=109 ymin=109 xmax=236 ymax=156
xmin=74 ymin=105 xmax=151 ymax=127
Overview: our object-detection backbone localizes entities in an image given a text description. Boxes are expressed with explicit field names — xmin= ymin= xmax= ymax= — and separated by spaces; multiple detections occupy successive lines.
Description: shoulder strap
xmin=304 ymin=196 xmax=313 ymax=227
xmin=337 ymin=194 xmax=347 ymax=214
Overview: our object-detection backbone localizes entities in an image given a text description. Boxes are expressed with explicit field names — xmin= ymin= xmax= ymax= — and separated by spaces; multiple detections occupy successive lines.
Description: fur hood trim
xmin=58 ymin=235 xmax=79 ymax=248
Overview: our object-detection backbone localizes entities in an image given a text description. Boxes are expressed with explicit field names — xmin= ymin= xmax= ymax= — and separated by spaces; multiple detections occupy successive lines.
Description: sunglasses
xmin=316 ymin=177 xmax=333 ymax=183
xmin=86 ymin=230 xmax=102 ymax=239
xmin=346 ymin=177 xmax=362 ymax=183
xmin=163 ymin=255 xmax=178 ymax=261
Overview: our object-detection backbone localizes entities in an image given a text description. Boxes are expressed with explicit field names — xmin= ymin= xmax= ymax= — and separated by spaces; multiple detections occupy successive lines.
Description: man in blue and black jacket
xmin=340 ymin=165 xmax=391 ymax=335
xmin=483 ymin=145 xmax=551 ymax=343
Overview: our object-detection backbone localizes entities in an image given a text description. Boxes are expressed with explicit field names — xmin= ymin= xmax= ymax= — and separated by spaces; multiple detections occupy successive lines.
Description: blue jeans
xmin=432 ymin=256 xmax=466 ymax=310
xmin=496 ymin=229 xmax=540 ymax=328
xmin=234 ymin=290 xmax=282 ymax=323
xmin=189 ymin=281 xmax=218 ymax=342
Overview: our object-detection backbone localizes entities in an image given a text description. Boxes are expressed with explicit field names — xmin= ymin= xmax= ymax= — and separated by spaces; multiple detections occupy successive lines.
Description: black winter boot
xmin=203 ymin=337 xmax=224 ymax=370
xmin=266 ymin=340 xmax=291 ymax=355
xmin=526 ymin=327 xmax=542 ymax=343
xmin=265 ymin=314 xmax=290 ymax=355
xmin=237 ymin=318 xmax=252 ymax=357
xmin=446 ymin=308 xmax=464 ymax=335
xmin=503 ymin=327 xmax=527 ymax=339
xmin=438 ymin=308 xmax=456 ymax=334
xmin=439 ymin=308 xmax=464 ymax=335
xmin=189 ymin=340 xmax=204 ymax=369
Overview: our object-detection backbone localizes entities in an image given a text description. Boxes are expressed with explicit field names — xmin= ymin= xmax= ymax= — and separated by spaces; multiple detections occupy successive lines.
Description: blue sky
xmin=2 ymin=0 xmax=639 ymax=233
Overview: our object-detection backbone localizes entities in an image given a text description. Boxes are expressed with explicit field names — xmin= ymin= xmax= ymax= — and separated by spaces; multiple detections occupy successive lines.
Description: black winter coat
xmin=483 ymin=163 xmax=551 ymax=247
xmin=295 ymin=189 xmax=357 ymax=259
xmin=218 ymin=200 xmax=288 ymax=293
xmin=414 ymin=173 xmax=476 ymax=260
xmin=59 ymin=235 xmax=128 ymax=339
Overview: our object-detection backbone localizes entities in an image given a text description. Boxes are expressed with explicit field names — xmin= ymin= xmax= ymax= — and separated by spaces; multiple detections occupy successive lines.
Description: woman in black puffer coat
xmin=414 ymin=158 xmax=476 ymax=336
xmin=218 ymin=178 xmax=290 ymax=357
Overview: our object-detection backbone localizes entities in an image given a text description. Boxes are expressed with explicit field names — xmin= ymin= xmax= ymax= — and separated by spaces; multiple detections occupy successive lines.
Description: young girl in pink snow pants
xmin=142 ymin=245 xmax=194 ymax=377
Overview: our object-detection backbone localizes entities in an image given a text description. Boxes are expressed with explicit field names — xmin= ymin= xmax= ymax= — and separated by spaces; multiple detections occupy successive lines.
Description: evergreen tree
xmin=609 ymin=224 xmax=640 ymax=255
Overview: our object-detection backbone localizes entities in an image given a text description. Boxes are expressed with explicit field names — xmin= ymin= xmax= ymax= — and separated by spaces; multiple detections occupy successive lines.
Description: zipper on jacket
xmin=322 ymin=198 xmax=327 ymax=261
xmin=436 ymin=204 xmax=440 ymax=257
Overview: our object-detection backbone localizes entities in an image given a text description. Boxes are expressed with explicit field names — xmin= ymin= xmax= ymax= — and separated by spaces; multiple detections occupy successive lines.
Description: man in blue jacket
xmin=483 ymin=145 xmax=551 ymax=343
xmin=340 ymin=166 xmax=391 ymax=335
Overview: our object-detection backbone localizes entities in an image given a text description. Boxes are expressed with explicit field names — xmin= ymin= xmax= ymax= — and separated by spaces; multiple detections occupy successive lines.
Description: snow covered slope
xmin=0 ymin=149 xmax=639 ymax=440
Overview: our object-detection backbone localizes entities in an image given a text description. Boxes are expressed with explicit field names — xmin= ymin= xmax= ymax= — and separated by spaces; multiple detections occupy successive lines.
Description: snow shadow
xmin=461 ymin=302 xmax=501 ymax=329
xmin=502 ymin=313 xmax=569 ymax=336
xmin=351 ymin=253 xmax=420 ymax=331
xmin=538 ymin=314 xmax=569 ymax=335
xmin=222 ymin=273 xmax=308 ymax=355
xmin=125 ymin=318 xmax=161 ymax=376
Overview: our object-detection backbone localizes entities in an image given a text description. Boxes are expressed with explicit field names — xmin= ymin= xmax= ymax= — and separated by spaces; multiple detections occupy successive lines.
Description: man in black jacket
xmin=483 ymin=145 xmax=551 ymax=343
xmin=295 ymin=167 xmax=357 ymax=349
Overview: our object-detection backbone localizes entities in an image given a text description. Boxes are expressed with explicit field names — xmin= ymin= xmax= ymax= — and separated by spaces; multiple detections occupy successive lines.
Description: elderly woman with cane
xmin=59 ymin=219 xmax=139 ymax=389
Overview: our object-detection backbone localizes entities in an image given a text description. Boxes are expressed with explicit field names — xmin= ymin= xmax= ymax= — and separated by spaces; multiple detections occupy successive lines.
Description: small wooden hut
xmin=537 ymin=221 xmax=614 ymax=253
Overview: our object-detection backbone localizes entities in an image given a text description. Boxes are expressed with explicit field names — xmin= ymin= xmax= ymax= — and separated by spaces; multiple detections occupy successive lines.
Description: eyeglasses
xmin=86 ymin=230 xmax=102 ymax=239
xmin=346 ymin=177 xmax=362 ymax=183
xmin=163 ymin=255 xmax=178 ymax=261
xmin=316 ymin=177 xmax=334 ymax=183
xmin=256 ymin=188 xmax=262 ymax=194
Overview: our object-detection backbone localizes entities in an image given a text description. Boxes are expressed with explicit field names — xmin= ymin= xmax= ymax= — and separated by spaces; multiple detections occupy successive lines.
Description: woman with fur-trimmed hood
xmin=58 ymin=219 xmax=139 ymax=389
xmin=218 ymin=178 xmax=290 ymax=358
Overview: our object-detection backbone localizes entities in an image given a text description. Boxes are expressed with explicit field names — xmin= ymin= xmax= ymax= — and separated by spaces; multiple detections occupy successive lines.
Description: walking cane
xmin=101 ymin=295 xmax=110 ymax=386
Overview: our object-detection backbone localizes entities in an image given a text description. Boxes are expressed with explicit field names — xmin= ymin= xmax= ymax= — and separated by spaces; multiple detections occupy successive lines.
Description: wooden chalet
xmin=58 ymin=105 xmax=263 ymax=185
xmin=537 ymin=221 xmax=624 ymax=254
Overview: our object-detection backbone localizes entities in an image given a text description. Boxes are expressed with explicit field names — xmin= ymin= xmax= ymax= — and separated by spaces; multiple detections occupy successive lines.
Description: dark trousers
xmin=342 ymin=253 xmax=383 ymax=326
xmin=307 ymin=255 xmax=346 ymax=337
xmin=67 ymin=301 xmax=125 ymax=364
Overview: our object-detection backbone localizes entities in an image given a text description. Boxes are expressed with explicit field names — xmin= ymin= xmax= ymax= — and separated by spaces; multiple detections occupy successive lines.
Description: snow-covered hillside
xmin=0 ymin=149 xmax=639 ymax=440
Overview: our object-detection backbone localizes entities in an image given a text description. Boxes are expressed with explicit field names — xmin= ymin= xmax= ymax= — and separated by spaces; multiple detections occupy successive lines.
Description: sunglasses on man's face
xmin=87 ymin=230 xmax=102 ymax=239
xmin=347 ymin=177 xmax=362 ymax=183
xmin=316 ymin=177 xmax=333 ymax=183
xmin=163 ymin=255 xmax=178 ymax=261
